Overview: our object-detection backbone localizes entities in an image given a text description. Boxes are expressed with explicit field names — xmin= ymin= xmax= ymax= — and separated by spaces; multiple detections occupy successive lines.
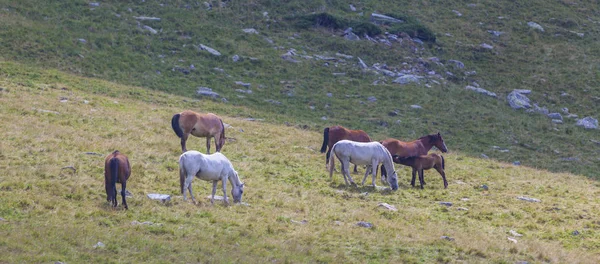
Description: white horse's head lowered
xmin=231 ymin=172 xmax=244 ymax=203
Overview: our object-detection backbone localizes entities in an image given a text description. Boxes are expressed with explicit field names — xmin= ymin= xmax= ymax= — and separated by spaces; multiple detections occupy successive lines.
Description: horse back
xmin=329 ymin=126 xmax=371 ymax=146
xmin=189 ymin=112 xmax=223 ymax=137
xmin=381 ymin=138 xmax=426 ymax=158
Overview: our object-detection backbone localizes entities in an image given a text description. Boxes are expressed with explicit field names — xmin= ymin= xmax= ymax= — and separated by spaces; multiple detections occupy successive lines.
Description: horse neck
xmin=418 ymin=137 xmax=435 ymax=153
xmin=228 ymin=170 xmax=242 ymax=187
xmin=380 ymin=147 xmax=395 ymax=172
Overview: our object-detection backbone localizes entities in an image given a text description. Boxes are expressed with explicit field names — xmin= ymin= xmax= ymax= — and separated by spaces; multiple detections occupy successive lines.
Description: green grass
xmin=0 ymin=0 xmax=598 ymax=178
xmin=1 ymin=61 xmax=600 ymax=263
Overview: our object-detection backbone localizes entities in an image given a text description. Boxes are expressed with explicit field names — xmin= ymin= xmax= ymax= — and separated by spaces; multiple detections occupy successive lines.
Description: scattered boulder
xmin=377 ymin=203 xmax=397 ymax=211
xmin=370 ymin=13 xmax=404 ymax=25
xmin=242 ymin=28 xmax=259 ymax=34
xmin=441 ymin=236 xmax=455 ymax=241
xmin=507 ymin=90 xmax=532 ymax=109
xmin=509 ymin=230 xmax=523 ymax=237
xmin=576 ymin=117 xmax=598 ymax=129
xmin=93 ymin=242 xmax=105 ymax=248
xmin=527 ymin=21 xmax=544 ymax=32
xmin=141 ymin=25 xmax=158 ymax=34
xmin=291 ymin=219 xmax=308 ymax=225
xmin=439 ymin=202 xmax=453 ymax=207
xmin=465 ymin=85 xmax=497 ymax=97
xmin=133 ymin=16 xmax=161 ymax=21
xmin=344 ymin=32 xmax=360 ymax=41
xmin=517 ymin=196 xmax=540 ymax=203
xmin=447 ymin=60 xmax=465 ymax=69
xmin=198 ymin=44 xmax=221 ymax=56
xmin=147 ymin=193 xmax=171 ymax=202
xmin=547 ymin=113 xmax=563 ymax=120
xmin=196 ymin=87 xmax=220 ymax=98
xmin=356 ymin=221 xmax=373 ymax=228
xmin=393 ymin=75 xmax=423 ymax=84
xmin=235 ymin=81 xmax=251 ymax=88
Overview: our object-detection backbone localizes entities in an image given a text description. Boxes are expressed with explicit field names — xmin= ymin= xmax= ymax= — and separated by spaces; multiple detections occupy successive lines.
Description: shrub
xmin=385 ymin=13 xmax=436 ymax=42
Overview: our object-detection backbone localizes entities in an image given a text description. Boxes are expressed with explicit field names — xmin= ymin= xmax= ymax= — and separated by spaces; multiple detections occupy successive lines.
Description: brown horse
xmin=380 ymin=132 xmax=448 ymax=179
xmin=392 ymin=154 xmax=448 ymax=189
xmin=320 ymin=125 xmax=372 ymax=173
xmin=171 ymin=110 xmax=226 ymax=153
xmin=104 ymin=150 xmax=131 ymax=209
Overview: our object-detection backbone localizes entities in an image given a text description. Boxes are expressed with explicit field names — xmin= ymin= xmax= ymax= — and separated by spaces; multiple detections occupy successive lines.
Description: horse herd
xmin=104 ymin=110 xmax=448 ymax=209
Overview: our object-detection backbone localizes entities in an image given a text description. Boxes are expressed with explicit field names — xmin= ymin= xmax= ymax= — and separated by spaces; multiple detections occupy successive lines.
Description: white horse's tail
xmin=328 ymin=143 xmax=337 ymax=179
xmin=179 ymin=155 xmax=186 ymax=195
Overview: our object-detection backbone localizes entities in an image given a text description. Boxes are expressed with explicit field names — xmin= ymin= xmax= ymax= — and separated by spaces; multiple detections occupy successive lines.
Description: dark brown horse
xmin=320 ymin=125 xmax=372 ymax=173
xmin=104 ymin=150 xmax=131 ymax=209
xmin=171 ymin=110 xmax=226 ymax=153
xmin=392 ymin=154 xmax=448 ymax=189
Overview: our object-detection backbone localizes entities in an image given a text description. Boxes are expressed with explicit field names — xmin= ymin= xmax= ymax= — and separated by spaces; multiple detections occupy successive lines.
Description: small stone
xmin=572 ymin=230 xmax=580 ymax=236
xmin=481 ymin=184 xmax=489 ymax=190
xmin=439 ymin=202 xmax=453 ymax=207
xmin=509 ymin=230 xmax=523 ymax=237
xmin=356 ymin=221 xmax=373 ymax=228
xmin=481 ymin=154 xmax=489 ymax=159
xmin=291 ymin=219 xmax=308 ymax=225
xmin=507 ymin=237 xmax=518 ymax=243
xmin=378 ymin=203 xmax=398 ymax=211
xmin=517 ymin=196 xmax=540 ymax=203
xmin=513 ymin=161 xmax=521 ymax=166
xmin=93 ymin=241 xmax=105 ymax=248
xmin=441 ymin=236 xmax=454 ymax=241
xmin=147 ymin=193 xmax=171 ymax=202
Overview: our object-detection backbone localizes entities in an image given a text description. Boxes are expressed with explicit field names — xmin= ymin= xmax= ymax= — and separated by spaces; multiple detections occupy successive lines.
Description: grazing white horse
xmin=328 ymin=140 xmax=399 ymax=190
xmin=179 ymin=151 xmax=244 ymax=205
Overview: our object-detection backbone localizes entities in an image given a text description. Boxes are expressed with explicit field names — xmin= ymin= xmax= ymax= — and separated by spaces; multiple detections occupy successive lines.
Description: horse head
xmin=388 ymin=169 xmax=399 ymax=191
xmin=433 ymin=132 xmax=448 ymax=153
xmin=231 ymin=172 xmax=244 ymax=203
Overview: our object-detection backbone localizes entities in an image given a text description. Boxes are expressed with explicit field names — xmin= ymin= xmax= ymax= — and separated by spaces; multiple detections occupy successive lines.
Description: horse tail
xmin=328 ymin=143 xmax=336 ymax=177
xmin=179 ymin=155 xmax=186 ymax=194
xmin=220 ymin=118 xmax=225 ymax=139
xmin=320 ymin=127 xmax=329 ymax=153
xmin=441 ymin=155 xmax=445 ymax=170
xmin=171 ymin=113 xmax=184 ymax=138
xmin=109 ymin=157 xmax=119 ymax=202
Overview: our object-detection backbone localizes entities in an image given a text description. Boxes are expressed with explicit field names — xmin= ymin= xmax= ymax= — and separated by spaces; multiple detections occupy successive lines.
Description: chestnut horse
xmin=392 ymin=154 xmax=448 ymax=189
xmin=104 ymin=150 xmax=131 ymax=209
xmin=320 ymin=125 xmax=372 ymax=173
xmin=171 ymin=110 xmax=226 ymax=153
xmin=380 ymin=132 xmax=448 ymax=178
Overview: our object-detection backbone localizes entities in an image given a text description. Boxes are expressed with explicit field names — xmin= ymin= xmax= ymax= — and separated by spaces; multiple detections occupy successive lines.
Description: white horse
xmin=328 ymin=140 xmax=399 ymax=190
xmin=179 ymin=151 xmax=244 ymax=205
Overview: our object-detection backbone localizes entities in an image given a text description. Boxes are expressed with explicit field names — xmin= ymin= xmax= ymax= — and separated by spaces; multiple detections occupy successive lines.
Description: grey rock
xmin=547 ymin=113 xmax=563 ymax=120
xmin=336 ymin=52 xmax=353 ymax=59
xmin=488 ymin=30 xmax=504 ymax=37
xmin=480 ymin=43 xmax=494 ymax=49
xmin=378 ymin=203 xmax=398 ymax=211
xmin=367 ymin=96 xmax=377 ymax=102
xmin=133 ymin=16 xmax=161 ymax=21
xmin=232 ymin=55 xmax=240 ymax=62
xmin=465 ymin=85 xmax=497 ymax=97
xmin=410 ymin=105 xmax=422 ymax=109
xmin=142 ymin=25 xmax=158 ymax=34
xmin=452 ymin=10 xmax=462 ymax=16
xmin=356 ymin=221 xmax=373 ymax=228
xmin=147 ymin=193 xmax=171 ymax=202
xmin=447 ymin=60 xmax=465 ymax=69
xmin=242 ymin=28 xmax=258 ymax=34
xmin=349 ymin=4 xmax=356 ymax=11
xmin=576 ymin=117 xmax=598 ymax=129
xmin=527 ymin=21 xmax=544 ymax=32
xmin=291 ymin=219 xmax=308 ymax=225
xmin=89 ymin=2 xmax=100 ymax=7
xmin=507 ymin=90 xmax=531 ymax=109
xmin=326 ymin=93 xmax=332 ymax=97
xmin=481 ymin=154 xmax=489 ymax=159
xmin=93 ymin=242 xmax=105 ymax=248
xmin=513 ymin=161 xmax=521 ymax=166
xmin=370 ymin=13 xmax=404 ymax=25
xmin=526 ymin=104 xmax=548 ymax=115
xmin=441 ymin=236 xmax=455 ymax=241
xmin=78 ymin=38 xmax=87 ymax=43
xmin=439 ymin=202 xmax=453 ymax=207
xmin=196 ymin=87 xmax=220 ymax=98
xmin=509 ymin=230 xmax=523 ymax=237
xmin=235 ymin=81 xmax=251 ymax=88
xmin=393 ymin=75 xmax=423 ymax=84
xmin=235 ymin=89 xmax=252 ymax=94
xmin=517 ymin=196 xmax=540 ymax=202
xmin=552 ymin=119 xmax=563 ymax=124
xmin=481 ymin=184 xmax=489 ymax=190
xmin=572 ymin=230 xmax=580 ymax=236
xmin=344 ymin=32 xmax=360 ymax=41
xmin=265 ymin=99 xmax=282 ymax=105
xmin=198 ymin=44 xmax=221 ymax=56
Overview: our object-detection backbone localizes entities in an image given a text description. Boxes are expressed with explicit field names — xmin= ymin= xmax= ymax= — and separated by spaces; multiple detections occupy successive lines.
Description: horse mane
xmin=418 ymin=134 xmax=437 ymax=144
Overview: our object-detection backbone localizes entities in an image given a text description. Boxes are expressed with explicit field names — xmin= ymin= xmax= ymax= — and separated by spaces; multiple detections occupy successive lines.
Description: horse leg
xmin=121 ymin=181 xmax=128 ymax=210
xmin=436 ymin=166 xmax=448 ymax=189
xmin=353 ymin=164 xmax=359 ymax=174
xmin=180 ymin=133 xmax=189 ymax=152
xmin=340 ymin=160 xmax=350 ymax=186
xmin=361 ymin=166 xmax=370 ymax=186
xmin=184 ymin=176 xmax=196 ymax=204
xmin=211 ymin=180 xmax=218 ymax=205
xmin=206 ymin=137 xmax=211 ymax=154
xmin=370 ymin=162 xmax=377 ymax=187
xmin=419 ymin=169 xmax=425 ymax=189
xmin=380 ymin=165 xmax=387 ymax=185
xmin=221 ymin=178 xmax=229 ymax=206
xmin=411 ymin=169 xmax=417 ymax=187
xmin=342 ymin=160 xmax=356 ymax=186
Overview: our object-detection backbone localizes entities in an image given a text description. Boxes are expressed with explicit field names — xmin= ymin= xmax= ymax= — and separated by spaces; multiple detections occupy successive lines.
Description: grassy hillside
xmin=2 ymin=61 xmax=600 ymax=263
xmin=0 ymin=0 xmax=599 ymax=178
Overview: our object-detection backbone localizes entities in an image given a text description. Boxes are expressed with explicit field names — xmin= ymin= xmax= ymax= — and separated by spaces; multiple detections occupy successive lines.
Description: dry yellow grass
xmin=1 ymin=62 xmax=600 ymax=263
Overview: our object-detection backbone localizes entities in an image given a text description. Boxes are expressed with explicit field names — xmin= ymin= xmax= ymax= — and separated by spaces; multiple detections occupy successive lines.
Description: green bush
xmin=385 ymin=13 xmax=436 ymax=42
